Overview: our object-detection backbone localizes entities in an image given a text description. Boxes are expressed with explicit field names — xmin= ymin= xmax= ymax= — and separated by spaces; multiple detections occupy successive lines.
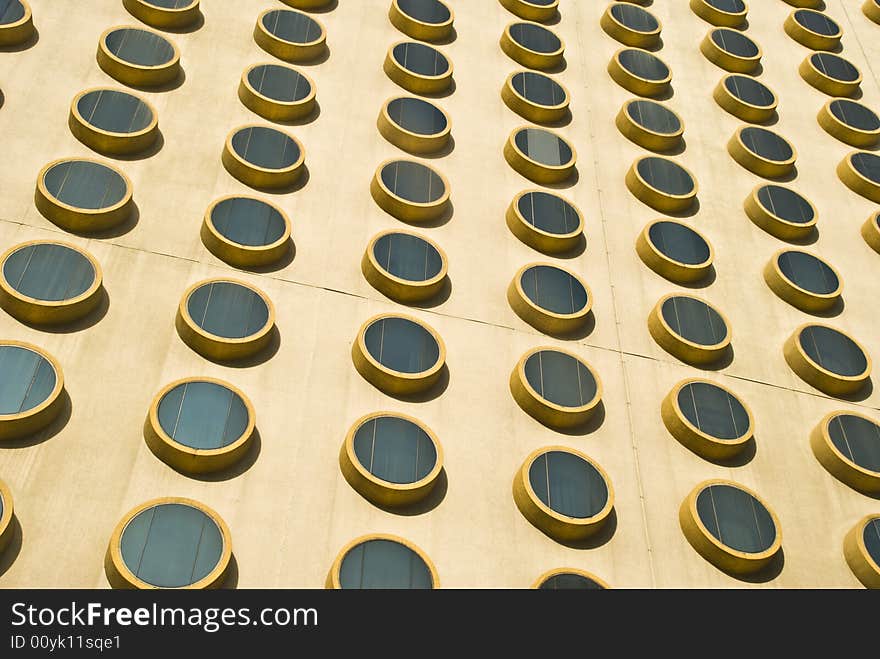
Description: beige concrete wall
xmin=0 ymin=0 xmax=877 ymax=588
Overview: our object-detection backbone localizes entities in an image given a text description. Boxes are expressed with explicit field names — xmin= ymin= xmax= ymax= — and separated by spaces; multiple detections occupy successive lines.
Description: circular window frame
xmin=600 ymin=3 xmax=662 ymax=49
xmin=506 ymin=262 xmax=592 ymax=335
xmin=784 ymin=323 xmax=872 ymax=396
xmin=254 ymin=8 xmax=327 ymax=63
xmin=389 ymin=0 xmax=454 ymax=43
xmin=68 ymin=87 xmax=159 ymax=156
xmin=97 ymin=25 xmax=181 ymax=88
xmin=784 ymin=9 xmax=842 ymax=51
xmin=377 ymin=96 xmax=452 ymax=155
xmin=326 ymin=533 xmax=439 ymax=589
xmin=679 ymin=479 xmax=782 ymax=575
xmin=509 ymin=346 xmax=603 ymax=429
xmin=122 ymin=0 xmax=200 ymax=29
xmin=615 ymin=99 xmax=684 ymax=152
xmin=844 ymin=514 xmax=880 ymax=589
xmin=625 ymin=155 xmax=698 ymax=213
xmin=280 ymin=0 xmax=334 ymax=9
xmin=175 ymin=278 xmax=276 ymax=362
xmin=384 ymin=40 xmax=454 ymax=95
xmin=648 ymin=293 xmax=731 ymax=366
xmin=351 ymin=313 xmax=446 ymax=396
xmin=201 ymin=195 xmax=292 ymax=268
xmin=504 ymin=126 xmax=577 ymax=184
xmin=339 ymin=411 xmax=444 ymax=508
xmin=500 ymin=0 xmax=559 ymax=23
xmin=502 ymin=70 xmax=570 ymax=124
xmin=362 ymin=229 xmax=448 ymax=303
xmin=238 ymin=63 xmax=317 ymax=123
xmin=865 ymin=0 xmax=880 ymax=25
xmin=0 ymin=341 xmax=64 ymax=442
xmin=513 ymin=445 xmax=615 ymax=542
xmin=505 ymin=189 xmax=584 ymax=254
xmin=862 ymin=211 xmax=880 ymax=254
xmin=728 ymin=126 xmax=797 ymax=178
xmin=607 ymin=47 xmax=672 ymax=97
xmin=818 ymin=99 xmax=880 ymax=148
xmin=764 ymin=248 xmax=842 ymax=313
xmin=811 ymin=411 xmax=880 ymax=494
xmin=837 ymin=151 xmax=880 ymax=203
xmin=500 ymin=21 xmax=565 ymax=71
xmin=713 ymin=74 xmax=777 ymax=123
xmin=105 ymin=497 xmax=232 ymax=590
xmin=799 ymin=52 xmax=862 ymax=97
xmin=635 ymin=219 xmax=714 ymax=284
xmin=222 ymin=124 xmax=306 ymax=190
xmin=689 ymin=0 xmax=748 ymax=27
xmin=744 ymin=184 xmax=817 ymax=241
xmin=700 ymin=28 xmax=762 ymax=73
xmin=0 ymin=0 xmax=33 ymax=46
xmin=531 ymin=567 xmax=610 ymax=589
xmin=0 ymin=240 xmax=103 ymax=325
xmin=370 ymin=158 xmax=451 ymax=223
xmin=0 ymin=479 xmax=13 ymax=556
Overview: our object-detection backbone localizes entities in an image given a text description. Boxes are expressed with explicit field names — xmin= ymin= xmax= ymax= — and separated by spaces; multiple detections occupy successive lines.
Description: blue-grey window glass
xmin=338 ymin=539 xmax=433 ymax=589
xmin=829 ymin=100 xmax=880 ymax=132
xmin=392 ymin=42 xmax=449 ymax=77
xmin=512 ymin=71 xmax=566 ymax=107
xmin=76 ymin=90 xmax=153 ymax=135
xmin=756 ymin=185 xmax=813 ymax=224
xmin=517 ymin=191 xmax=579 ymax=236
xmin=661 ymin=296 xmax=728 ymax=347
xmin=363 ymin=317 xmax=440 ymax=374
xmin=380 ymin=160 xmax=445 ymax=203
xmin=851 ymin=152 xmax=880 ymax=184
xmin=353 ymin=415 xmax=437 ymax=485
xmin=3 ymin=244 xmax=95 ymax=302
xmin=799 ymin=325 xmax=867 ymax=378
xmin=0 ymin=345 xmax=56 ymax=415
xmin=627 ymin=100 xmax=681 ymax=135
xmin=398 ymin=0 xmax=450 ymax=24
xmin=828 ymin=414 xmax=880 ymax=474
xmin=724 ymin=75 xmax=775 ymax=108
xmin=209 ymin=197 xmax=287 ymax=247
xmin=262 ymin=10 xmax=322 ymax=44
xmin=810 ymin=52 xmax=859 ymax=82
xmin=509 ymin=22 xmax=561 ymax=54
xmin=373 ymin=233 xmax=443 ymax=283
xmin=119 ymin=503 xmax=224 ymax=588
xmin=740 ymin=127 xmax=793 ymax=162
xmin=636 ymin=157 xmax=695 ymax=196
xmin=157 ymin=381 xmax=249 ymax=450
xmin=0 ymin=0 xmax=24 ymax=24
xmin=528 ymin=450 xmax=609 ymax=519
xmin=104 ymin=28 xmax=176 ymax=67
xmin=777 ymin=251 xmax=838 ymax=295
xmin=523 ymin=350 xmax=597 ymax=409
xmin=247 ymin=65 xmax=311 ymax=103
xmin=677 ymin=382 xmax=749 ymax=440
xmin=696 ymin=484 xmax=775 ymax=554
xmin=141 ymin=0 xmax=192 ymax=8
xmin=386 ymin=97 xmax=447 ymax=136
xmin=42 ymin=161 xmax=128 ymax=211
xmin=514 ymin=128 xmax=572 ymax=167
xmin=794 ymin=9 xmax=840 ymax=36
xmin=710 ymin=28 xmax=758 ymax=58
xmin=186 ymin=281 xmax=270 ymax=340
xmin=520 ymin=265 xmax=588 ymax=315
xmin=618 ymin=49 xmax=669 ymax=81
xmin=539 ymin=573 xmax=604 ymax=590
xmin=648 ymin=221 xmax=709 ymax=266
xmin=705 ymin=0 xmax=745 ymax=11
xmin=230 ymin=126 xmax=300 ymax=170
xmin=864 ymin=519 xmax=880 ymax=567
xmin=610 ymin=4 xmax=658 ymax=32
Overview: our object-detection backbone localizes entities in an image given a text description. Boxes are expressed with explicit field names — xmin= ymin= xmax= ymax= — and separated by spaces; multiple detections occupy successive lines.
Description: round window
xmin=122 ymin=0 xmax=200 ymax=30
xmin=507 ymin=263 xmax=591 ymax=335
xmin=499 ymin=0 xmax=559 ymax=23
xmin=819 ymin=99 xmax=880 ymax=148
xmin=378 ymin=96 xmax=451 ymax=155
xmin=390 ymin=0 xmax=454 ymax=43
xmin=239 ymin=63 xmax=316 ymax=123
xmin=812 ymin=412 xmax=880 ymax=494
xmin=202 ymin=196 xmax=291 ymax=268
xmin=689 ymin=0 xmax=747 ymax=27
xmin=502 ymin=70 xmax=570 ymax=124
xmin=764 ymin=249 xmax=841 ymax=312
xmin=608 ymin=48 xmax=672 ymax=97
xmin=800 ymin=52 xmax=862 ymax=97
xmin=626 ymin=155 xmax=698 ymax=212
xmin=713 ymin=74 xmax=777 ymax=122
xmin=505 ymin=127 xmax=576 ymax=184
xmin=601 ymin=3 xmax=661 ymax=48
xmin=862 ymin=210 xmax=880 ymax=255
xmin=616 ymin=99 xmax=684 ymax=151
xmin=97 ymin=26 xmax=180 ymax=87
xmin=729 ymin=126 xmax=797 ymax=178
xmin=745 ymin=183 xmax=816 ymax=240
xmin=785 ymin=9 xmax=842 ymax=51
xmin=362 ymin=230 xmax=447 ymax=303
xmin=649 ymin=294 xmax=730 ymax=365
xmin=384 ymin=41 xmax=453 ymax=95
xmin=371 ymin=159 xmax=450 ymax=222
xmin=0 ymin=342 xmax=64 ymax=441
xmin=69 ymin=88 xmax=158 ymax=155
xmin=327 ymin=535 xmax=438 ymax=589
xmin=0 ymin=479 xmax=13 ymax=556
xmin=533 ymin=568 xmax=609 ymax=589
xmin=501 ymin=21 xmax=565 ymax=70
xmin=506 ymin=190 xmax=584 ymax=253
xmin=701 ymin=27 xmax=761 ymax=73
xmin=785 ymin=324 xmax=871 ymax=396
xmin=0 ymin=0 xmax=33 ymax=47
xmin=838 ymin=151 xmax=880 ymax=203
xmin=222 ymin=125 xmax=305 ymax=190
xmin=255 ymin=9 xmax=327 ymax=63
xmin=865 ymin=0 xmax=880 ymax=25
xmin=844 ymin=515 xmax=880 ymax=589
xmin=636 ymin=219 xmax=713 ymax=283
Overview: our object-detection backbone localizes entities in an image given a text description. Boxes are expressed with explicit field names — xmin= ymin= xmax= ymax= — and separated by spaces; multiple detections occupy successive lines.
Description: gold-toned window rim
xmin=784 ymin=323 xmax=872 ymax=396
xmin=501 ymin=70 xmax=570 ymax=125
xmin=362 ymin=229 xmax=448 ymax=303
xmin=763 ymin=248 xmax=842 ymax=313
xmin=865 ymin=0 xmax=880 ymax=25
xmin=713 ymin=74 xmax=777 ymax=123
xmin=96 ymin=25 xmax=181 ymax=88
xmin=799 ymin=52 xmax=862 ymax=97
xmin=0 ymin=478 xmax=12 ymax=555
xmin=635 ymin=219 xmax=714 ymax=284
xmin=818 ymin=100 xmax=880 ymax=148
xmin=105 ymin=497 xmax=232 ymax=590
xmin=743 ymin=183 xmax=817 ymax=241
xmin=784 ymin=9 xmax=842 ymax=51
xmin=862 ymin=212 xmax=880 ymax=255
xmin=0 ymin=341 xmax=64 ymax=442
xmin=339 ymin=411 xmax=444 ymax=508
xmin=254 ymin=8 xmax=327 ymax=63
xmin=625 ymin=155 xmax=698 ymax=213
xmin=0 ymin=0 xmax=33 ymax=46
xmin=648 ymin=293 xmax=731 ymax=366
xmin=351 ymin=312 xmax=446 ymax=396
xmin=509 ymin=346 xmax=603 ymax=429
xmin=0 ymin=240 xmax=103 ymax=325
xmin=238 ymin=63 xmax=317 ymax=123
xmin=844 ymin=514 xmax=880 ymax=589
xmin=500 ymin=20 xmax=565 ymax=71
xmin=679 ymin=479 xmax=782 ymax=575
xmin=699 ymin=28 xmax=762 ymax=74
xmin=377 ymin=96 xmax=452 ymax=155
xmin=144 ymin=377 xmax=257 ymax=475
xmin=513 ymin=445 xmax=615 ymax=542
xmin=837 ymin=151 xmax=880 ymax=203
xmin=662 ymin=378 xmax=754 ymax=461
xmin=175 ymin=278 xmax=276 ymax=362
xmin=505 ymin=189 xmax=584 ymax=254
xmin=500 ymin=0 xmax=559 ymax=23
xmin=281 ymin=0 xmax=334 ymax=8
xmin=607 ymin=47 xmax=672 ymax=97
xmin=727 ymin=126 xmax=797 ymax=179
xmin=504 ymin=125 xmax=577 ymax=185
xmin=122 ymin=0 xmax=200 ymax=29
xmin=531 ymin=567 xmax=610 ymax=589
xmin=68 ymin=87 xmax=160 ymax=156
xmin=689 ymin=0 xmax=748 ymax=27
xmin=811 ymin=411 xmax=880 ymax=494
xmin=782 ymin=0 xmax=824 ymax=7
xmin=506 ymin=262 xmax=592 ymax=335
xmin=600 ymin=3 xmax=662 ymax=48
xmin=326 ymin=533 xmax=440 ymax=589
xmin=615 ymin=98 xmax=684 ymax=152
xmin=389 ymin=0 xmax=454 ymax=43
xmin=201 ymin=195 xmax=292 ymax=268
xmin=222 ymin=124 xmax=306 ymax=190
xmin=35 ymin=157 xmax=135 ymax=233
xmin=383 ymin=40 xmax=454 ymax=95
xmin=370 ymin=158 xmax=451 ymax=223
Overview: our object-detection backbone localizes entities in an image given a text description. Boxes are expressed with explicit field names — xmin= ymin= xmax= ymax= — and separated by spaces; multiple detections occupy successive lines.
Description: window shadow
xmin=214 ymin=326 xmax=282 ymax=368
xmin=0 ymin=389 xmax=72 ymax=449
xmin=108 ymin=130 xmax=165 ymax=161
xmin=370 ymin=469 xmax=447 ymax=517
xmin=0 ymin=27 xmax=38 ymax=52
xmin=554 ymin=508 xmax=617 ymax=550
xmin=0 ymin=517 xmax=22 ymax=578
xmin=153 ymin=11 xmax=205 ymax=34
xmin=383 ymin=364 xmax=450 ymax=403
xmin=551 ymin=400 xmax=606 ymax=437
xmin=175 ymin=429 xmax=262 ymax=483
xmin=12 ymin=287 xmax=110 ymax=334
xmin=57 ymin=202 xmax=140 ymax=240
